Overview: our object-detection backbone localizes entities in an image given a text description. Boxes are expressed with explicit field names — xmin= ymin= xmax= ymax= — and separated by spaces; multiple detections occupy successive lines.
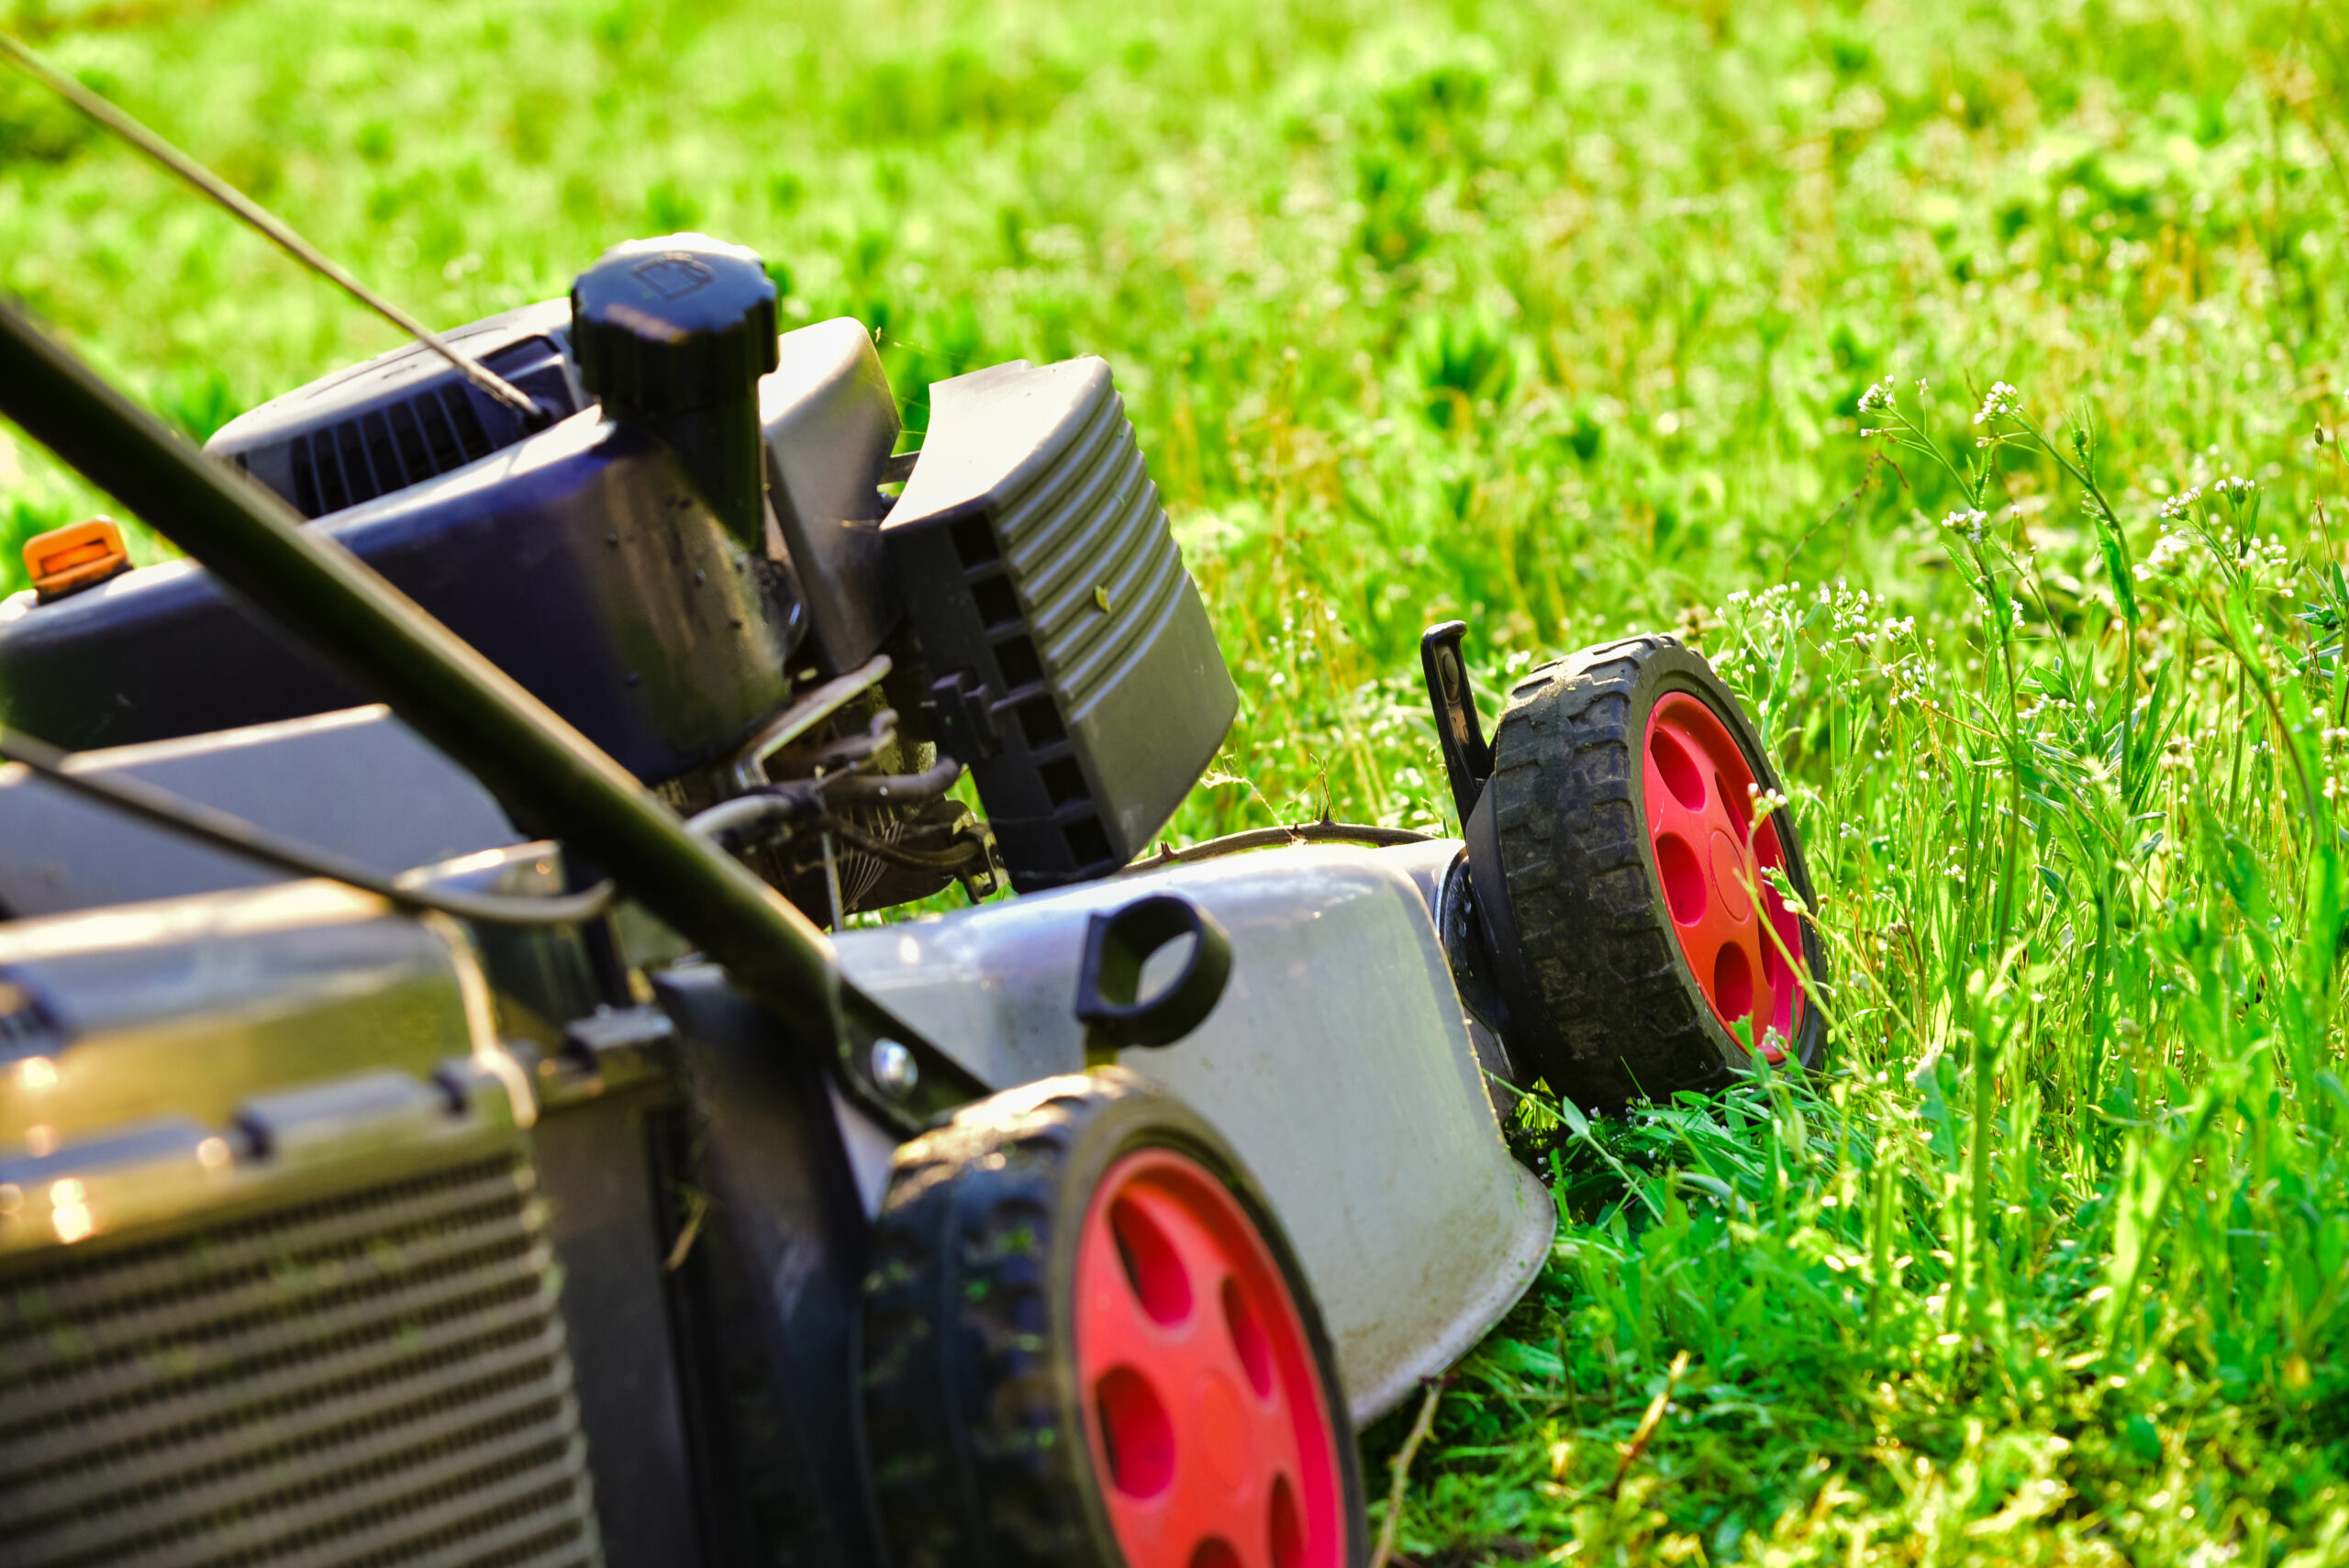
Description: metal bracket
xmin=727 ymin=653 xmax=892 ymax=792
xmin=1419 ymin=621 xmax=1492 ymax=828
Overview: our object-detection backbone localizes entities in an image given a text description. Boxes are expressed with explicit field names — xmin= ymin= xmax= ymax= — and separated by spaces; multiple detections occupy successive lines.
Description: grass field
xmin=6 ymin=0 xmax=2349 ymax=1561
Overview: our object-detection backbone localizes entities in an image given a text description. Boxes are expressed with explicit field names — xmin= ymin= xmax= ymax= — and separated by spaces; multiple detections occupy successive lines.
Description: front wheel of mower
xmin=860 ymin=1068 xmax=1366 ymax=1568
xmin=1467 ymin=633 xmax=1826 ymax=1110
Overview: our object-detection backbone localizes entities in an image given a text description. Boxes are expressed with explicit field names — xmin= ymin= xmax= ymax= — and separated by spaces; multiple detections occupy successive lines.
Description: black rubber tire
xmin=859 ymin=1067 xmax=1367 ymax=1568
xmin=1468 ymin=633 xmax=1826 ymax=1110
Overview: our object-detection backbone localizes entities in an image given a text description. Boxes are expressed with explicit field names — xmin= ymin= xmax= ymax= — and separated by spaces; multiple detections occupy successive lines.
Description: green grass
xmin=6 ymin=0 xmax=2349 ymax=1560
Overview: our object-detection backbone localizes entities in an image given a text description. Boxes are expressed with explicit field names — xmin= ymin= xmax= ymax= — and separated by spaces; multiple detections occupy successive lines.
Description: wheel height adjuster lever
xmin=1419 ymin=620 xmax=1492 ymax=828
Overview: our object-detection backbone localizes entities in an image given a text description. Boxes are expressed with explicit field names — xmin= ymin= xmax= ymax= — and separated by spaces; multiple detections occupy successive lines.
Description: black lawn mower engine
xmin=0 ymin=234 xmax=1238 ymax=924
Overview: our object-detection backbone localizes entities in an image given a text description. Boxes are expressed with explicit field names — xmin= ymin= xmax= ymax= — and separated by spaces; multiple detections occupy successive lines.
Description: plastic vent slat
xmin=0 ymin=1151 xmax=601 ymax=1568
xmin=386 ymin=400 xmax=431 ymax=481
xmin=93 ymin=1448 xmax=592 ymax=1568
xmin=1052 ymin=539 xmax=1186 ymax=723
xmin=440 ymin=385 xmax=491 ymax=462
xmin=289 ymin=438 xmax=321 ymax=518
xmin=415 ymin=395 xmax=463 ymax=474
xmin=0 ymin=1297 xmax=560 ymax=1484
xmin=996 ymin=387 xmax=1129 ymax=575
xmin=16 ymin=1394 xmax=574 ymax=1567
xmin=0 ymin=1237 xmax=550 ymax=1428
xmin=1026 ymin=459 xmax=1172 ymax=670
xmin=362 ymin=410 xmax=406 ymax=489
xmin=311 ymin=431 xmax=350 ymax=515
xmin=199 ymin=306 xmax=586 ymax=517
xmin=336 ymin=418 xmax=380 ymax=506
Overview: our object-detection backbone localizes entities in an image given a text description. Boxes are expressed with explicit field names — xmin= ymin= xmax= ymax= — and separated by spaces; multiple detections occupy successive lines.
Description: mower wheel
xmin=860 ymin=1067 xmax=1365 ymax=1568
xmin=1467 ymin=634 xmax=1825 ymax=1109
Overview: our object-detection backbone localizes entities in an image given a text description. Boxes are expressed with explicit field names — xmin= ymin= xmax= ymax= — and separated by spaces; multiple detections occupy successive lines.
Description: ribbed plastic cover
xmin=882 ymin=358 xmax=1236 ymax=888
xmin=0 ymin=1151 xmax=602 ymax=1568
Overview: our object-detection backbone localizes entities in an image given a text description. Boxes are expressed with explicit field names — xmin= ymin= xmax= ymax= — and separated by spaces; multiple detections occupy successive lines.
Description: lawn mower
xmin=0 ymin=215 xmax=1823 ymax=1568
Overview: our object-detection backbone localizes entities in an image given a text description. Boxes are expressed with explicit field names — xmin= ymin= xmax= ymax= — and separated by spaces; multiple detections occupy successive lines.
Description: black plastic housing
xmin=882 ymin=358 xmax=1237 ymax=889
xmin=0 ymin=412 xmax=803 ymax=783
xmin=572 ymin=235 xmax=779 ymax=551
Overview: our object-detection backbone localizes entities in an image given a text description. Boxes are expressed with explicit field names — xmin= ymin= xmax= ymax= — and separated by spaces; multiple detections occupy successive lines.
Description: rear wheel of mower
xmin=1467 ymin=634 xmax=1825 ymax=1109
xmin=861 ymin=1068 xmax=1365 ymax=1568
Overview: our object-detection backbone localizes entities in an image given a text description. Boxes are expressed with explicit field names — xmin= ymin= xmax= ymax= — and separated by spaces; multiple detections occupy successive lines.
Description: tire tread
xmin=1486 ymin=634 xmax=1815 ymax=1106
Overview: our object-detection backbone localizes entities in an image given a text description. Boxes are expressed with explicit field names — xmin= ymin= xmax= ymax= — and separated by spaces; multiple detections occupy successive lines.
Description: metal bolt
xmin=871 ymin=1038 xmax=918 ymax=1097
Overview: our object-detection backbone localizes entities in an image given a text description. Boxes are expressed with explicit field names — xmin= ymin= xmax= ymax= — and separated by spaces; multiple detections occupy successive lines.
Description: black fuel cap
xmin=571 ymin=233 xmax=780 ymax=413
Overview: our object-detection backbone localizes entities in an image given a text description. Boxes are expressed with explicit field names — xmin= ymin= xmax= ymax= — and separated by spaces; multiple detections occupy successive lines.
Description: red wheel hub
xmin=1075 ymin=1149 xmax=1344 ymax=1568
xmin=1642 ymin=693 xmax=1808 ymax=1060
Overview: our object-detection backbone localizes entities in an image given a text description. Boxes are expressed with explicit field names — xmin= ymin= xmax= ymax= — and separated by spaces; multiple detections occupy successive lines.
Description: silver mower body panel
xmin=834 ymin=839 xmax=1554 ymax=1426
xmin=0 ymin=706 xmax=520 ymax=918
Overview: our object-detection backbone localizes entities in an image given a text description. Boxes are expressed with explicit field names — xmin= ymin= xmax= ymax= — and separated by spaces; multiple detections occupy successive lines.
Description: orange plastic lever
xmin=24 ymin=517 xmax=130 ymax=602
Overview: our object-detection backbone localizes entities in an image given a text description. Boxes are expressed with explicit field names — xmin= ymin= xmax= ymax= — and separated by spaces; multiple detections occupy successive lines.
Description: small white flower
xmin=1974 ymin=381 xmax=2022 ymax=425
xmin=2143 ymin=530 xmax=2197 ymax=573
xmin=1857 ymin=375 xmax=1898 ymax=414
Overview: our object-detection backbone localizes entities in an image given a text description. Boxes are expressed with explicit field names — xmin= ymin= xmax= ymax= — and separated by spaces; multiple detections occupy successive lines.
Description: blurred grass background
xmin=6 ymin=0 xmax=2349 ymax=1561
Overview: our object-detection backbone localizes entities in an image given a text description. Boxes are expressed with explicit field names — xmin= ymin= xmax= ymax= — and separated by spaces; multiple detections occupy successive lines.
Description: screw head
xmin=871 ymin=1038 xmax=918 ymax=1098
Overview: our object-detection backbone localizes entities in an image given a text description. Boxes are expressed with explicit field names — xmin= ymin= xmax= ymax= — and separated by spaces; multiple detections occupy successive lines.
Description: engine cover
xmin=0 ymin=309 xmax=896 ymax=785
xmin=0 ymin=413 xmax=803 ymax=782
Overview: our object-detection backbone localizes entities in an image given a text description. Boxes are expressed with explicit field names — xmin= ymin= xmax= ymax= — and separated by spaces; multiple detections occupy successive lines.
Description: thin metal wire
xmin=821 ymin=831 xmax=846 ymax=931
xmin=0 ymin=29 xmax=546 ymax=425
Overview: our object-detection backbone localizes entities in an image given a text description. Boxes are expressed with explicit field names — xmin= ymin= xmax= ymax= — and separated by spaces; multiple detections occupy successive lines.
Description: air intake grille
xmin=0 ymin=1152 xmax=601 ymax=1568
xmin=275 ymin=384 xmax=494 ymax=519
xmin=221 ymin=333 xmax=579 ymax=521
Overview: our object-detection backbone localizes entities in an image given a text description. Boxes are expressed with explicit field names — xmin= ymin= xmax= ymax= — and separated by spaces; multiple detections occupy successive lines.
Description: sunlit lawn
xmin=6 ymin=0 xmax=2349 ymax=1559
